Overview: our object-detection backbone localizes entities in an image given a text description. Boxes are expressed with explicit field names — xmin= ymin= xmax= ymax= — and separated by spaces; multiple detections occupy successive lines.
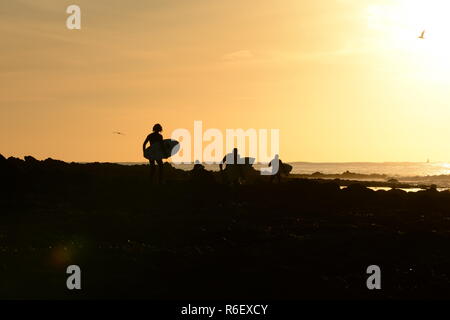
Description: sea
xmin=118 ymin=161 xmax=450 ymax=190
xmin=121 ymin=161 xmax=450 ymax=177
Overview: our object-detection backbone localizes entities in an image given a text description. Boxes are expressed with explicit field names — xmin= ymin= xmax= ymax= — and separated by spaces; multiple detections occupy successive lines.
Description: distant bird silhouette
xmin=418 ymin=30 xmax=425 ymax=39
xmin=113 ymin=131 xmax=125 ymax=136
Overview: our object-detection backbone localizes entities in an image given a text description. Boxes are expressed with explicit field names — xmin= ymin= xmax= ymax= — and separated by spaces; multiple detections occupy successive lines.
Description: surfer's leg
xmin=149 ymin=159 xmax=156 ymax=183
xmin=239 ymin=166 xmax=245 ymax=184
xmin=156 ymin=159 xmax=163 ymax=184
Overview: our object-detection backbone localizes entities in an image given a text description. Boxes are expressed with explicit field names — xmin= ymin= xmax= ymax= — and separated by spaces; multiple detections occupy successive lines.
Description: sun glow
xmin=368 ymin=0 xmax=450 ymax=82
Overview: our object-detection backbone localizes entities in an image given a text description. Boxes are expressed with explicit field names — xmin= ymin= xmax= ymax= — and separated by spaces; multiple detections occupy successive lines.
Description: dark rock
xmin=24 ymin=156 xmax=39 ymax=163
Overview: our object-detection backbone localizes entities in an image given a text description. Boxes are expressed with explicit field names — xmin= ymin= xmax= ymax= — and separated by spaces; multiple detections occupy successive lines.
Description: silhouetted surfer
xmin=269 ymin=154 xmax=284 ymax=183
xmin=143 ymin=123 xmax=164 ymax=184
xmin=219 ymin=148 xmax=245 ymax=185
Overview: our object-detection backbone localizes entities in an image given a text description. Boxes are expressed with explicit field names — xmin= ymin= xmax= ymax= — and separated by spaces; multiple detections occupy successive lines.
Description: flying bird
xmin=418 ymin=30 xmax=425 ymax=39
xmin=113 ymin=131 xmax=125 ymax=136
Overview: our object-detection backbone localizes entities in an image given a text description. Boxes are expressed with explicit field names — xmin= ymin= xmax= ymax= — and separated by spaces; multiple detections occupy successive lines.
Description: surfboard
xmin=224 ymin=155 xmax=256 ymax=166
xmin=243 ymin=157 xmax=256 ymax=165
xmin=283 ymin=163 xmax=293 ymax=175
xmin=144 ymin=139 xmax=180 ymax=160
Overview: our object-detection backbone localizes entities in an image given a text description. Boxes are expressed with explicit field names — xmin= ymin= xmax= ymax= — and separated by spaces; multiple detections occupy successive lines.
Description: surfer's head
xmin=153 ymin=123 xmax=163 ymax=132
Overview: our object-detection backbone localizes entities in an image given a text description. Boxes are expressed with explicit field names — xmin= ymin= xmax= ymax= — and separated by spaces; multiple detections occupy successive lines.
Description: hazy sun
xmin=368 ymin=0 xmax=450 ymax=82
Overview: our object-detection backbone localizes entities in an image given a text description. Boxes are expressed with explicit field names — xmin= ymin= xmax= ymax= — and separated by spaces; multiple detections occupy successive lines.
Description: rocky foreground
xmin=1 ymin=155 xmax=450 ymax=299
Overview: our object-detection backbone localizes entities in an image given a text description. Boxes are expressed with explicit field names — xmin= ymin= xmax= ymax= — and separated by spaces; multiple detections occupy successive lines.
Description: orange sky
xmin=1 ymin=0 xmax=450 ymax=162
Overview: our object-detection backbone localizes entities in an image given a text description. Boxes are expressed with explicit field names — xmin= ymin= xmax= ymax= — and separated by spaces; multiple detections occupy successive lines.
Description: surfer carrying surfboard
xmin=268 ymin=154 xmax=290 ymax=183
xmin=143 ymin=123 xmax=167 ymax=184
xmin=219 ymin=148 xmax=246 ymax=185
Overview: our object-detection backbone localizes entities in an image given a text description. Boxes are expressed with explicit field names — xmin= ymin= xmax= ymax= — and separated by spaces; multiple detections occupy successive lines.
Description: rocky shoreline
xmin=2 ymin=155 xmax=450 ymax=299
